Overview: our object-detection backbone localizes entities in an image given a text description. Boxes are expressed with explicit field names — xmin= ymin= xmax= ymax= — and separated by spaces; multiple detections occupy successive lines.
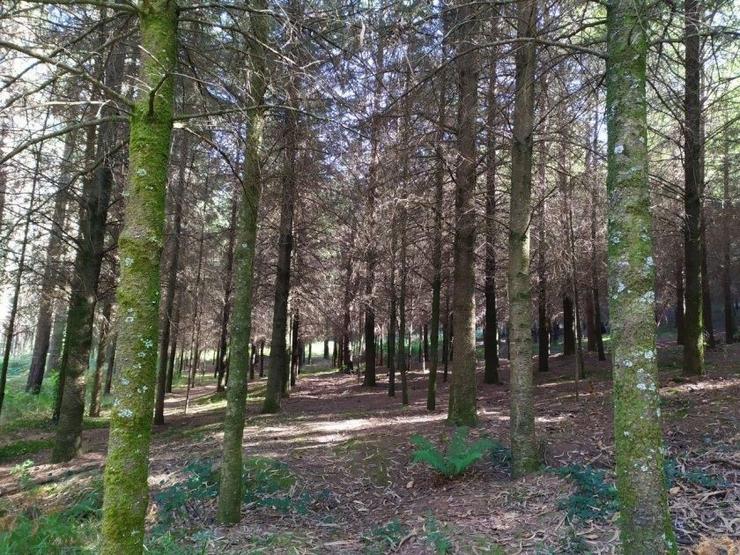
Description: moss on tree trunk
xmin=606 ymin=0 xmax=676 ymax=551
xmin=100 ymin=1 xmax=177 ymax=552
xmin=217 ymin=0 xmax=269 ymax=524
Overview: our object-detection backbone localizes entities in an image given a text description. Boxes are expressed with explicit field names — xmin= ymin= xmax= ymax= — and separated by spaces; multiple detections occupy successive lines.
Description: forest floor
xmin=0 ymin=341 xmax=738 ymax=554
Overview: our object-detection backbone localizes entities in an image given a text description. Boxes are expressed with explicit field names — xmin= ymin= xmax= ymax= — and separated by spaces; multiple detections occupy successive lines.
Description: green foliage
xmin=552 ymin=465 xmax=618 ymax=522
xmin=10 ymin=459 xmax=36 ymax=490
xmin=664 ymin=458 xmax=726 ymax=489
xmin=424 ymin=514 xmax=453 ymax=554
xmin=0 ymin=477 xmax=103 ymax=554
xmin=362 ymin=519 xmax=408 ymax=554
xmin=490 ymin=439 xmax=512 ymax=468
xmin=0 ymin=439 xmax=53 ymax=463
xmin=411 ymin=427 xmax=495 ymax=478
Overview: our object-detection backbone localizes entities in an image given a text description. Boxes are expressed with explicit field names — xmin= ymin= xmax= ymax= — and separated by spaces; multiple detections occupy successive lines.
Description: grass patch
xmin=424 ymin=514 xmax=453 ymax=554
xmin=0 ymin=439 xmax=53 ymax=463
xmin=362 ymin=519 xmax=408 ymax=554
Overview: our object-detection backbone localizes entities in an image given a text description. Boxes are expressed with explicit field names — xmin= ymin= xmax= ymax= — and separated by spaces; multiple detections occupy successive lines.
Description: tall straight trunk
xmin=216 ymin=193 xmax=237 ymax=391
xmin=0 ymin=145 xmax=40 ymax=416
xmin=682 ymin=0 xmax=704 ymax=376
xmin=363 ymin=39 xmax=383 ymax=388
xmin=606 ymin=0 xmax=676 ymax=550
xmin=675 ymin=255 xmax=685 ymax=343
xmin=590 ymin=178 xmax=606 ymax=360
xmin=103 ymin=330 xmax=117 ymax=395
xmin=427 ymin=42 xmax=448 ymax=410
xmin=259 ymin=339 xmax=265 ymax=377
xmin=398 ymin=207 xmax=409 ymax=406
xmin=388 ymin=223 xmax=398 ymax=397
xmin=722 ymin=135 xmax=736 ymax=343
xmin=290 ymin=311 xmax=299 ymax=387
xmin=341 ymin=242 xmax=353 ymax=374
xmin=100 ymin=2 xmax=177 ymax=551
xmin=484 ymin=53 xmax=500 ymax=385
xmin=324 ymin=338 xmax=329 ymax=359
xmin=537 ymin=204 xmax=549 ymax=372
xmin=700 ymin=227 xmax=715 ymax=347
xmin=27 ymin=131 xmax=74 ymax=393
xmin=53 ymin=64 xmax=120 ymax=461
xmin=217 ymin=0 xmax=269 ymax=524
xmin=448 ymin=0 xmax=479 ymax=426
xmin=263 ymin=93 xmax=299 ymax=413
xmin=508 ymin=0 xmax=539 ymax=477
xmin=184 ymin=215 xmax=206 ymax=414
xmin=563 ymin=295 xmax=575 ymax=355
xmin=165 ymin=287 xmax=182 ymax=393
xmin=89 ymin=300 xmax=112 ymax=417
xmin=154 ymin=135 xmax=188 ymax=423
xmin=585 ymin=287 xmax=596 ymax=351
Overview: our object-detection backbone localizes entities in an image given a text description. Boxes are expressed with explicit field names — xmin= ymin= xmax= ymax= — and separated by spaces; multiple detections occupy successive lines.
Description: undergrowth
xmin=411 ymin=427 xmax=495 ymax=478
xmin=551 ymin=465 xmax=618 ymax=522
xmin=362 ymin=519 xmax=408 ymax=554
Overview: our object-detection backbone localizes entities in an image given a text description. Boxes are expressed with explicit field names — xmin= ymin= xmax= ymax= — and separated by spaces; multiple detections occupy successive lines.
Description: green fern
xmin=411 ymin=427 xmax=495 ymax=478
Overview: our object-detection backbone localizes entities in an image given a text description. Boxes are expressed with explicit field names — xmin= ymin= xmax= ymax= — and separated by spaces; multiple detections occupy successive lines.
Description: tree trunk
xmin=508 ymin=0 xmax=539 ymax=477
xmin=27 ymin=130 xmax=74 ymax=394
xmin=484 ymin=45 xmax=501 ymax=385
xmin=700 ymin=224 xmax=715 ymax=347
xmin=216 ymin=190 xmax=238 ymax=392
xmin=263 ymin=91 xmax=299 ymax=413
xmin=676 ymin=255 xmax=685 ymax=344
xmin=682 ymin=0 xmax=704 ymax=376
xmin=89 ymin=300 xmax=112 ymax=417
xmin=722 ymin=134 xmax=736 ymax=343
xmin=537 ymin=205 xmax=549 ymax=372
xmin=154 ymin=134 xmax=188 ymax=424
xmin=447 ymin=0 xmax=479 ymax=426
xmin=563 ymin=295 xmax=575 ymax=355
xmin=103 ymin=330 xmax=117 ymax=396
xmin=165 ymin=287 xmax=181 ymax=393
xmin=216 ymin=0 xmax=269 ymax=525
xmin=606 ymin=0 xmax=676 ymax=549
xmin=47 ymin=303 xmax=68 ymax=377
xmin=388 ymin=226 xmax=397 ymax=397
xmin=53 ymin=62 xmax=120 ymax=461
xmin=100 ymin=2 xmax=177 ymax=551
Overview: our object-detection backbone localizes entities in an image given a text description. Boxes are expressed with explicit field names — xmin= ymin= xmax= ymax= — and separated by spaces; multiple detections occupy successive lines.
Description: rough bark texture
xmin=89 ymin=300 xmax=113 ymax=417
xmin=217 ymin=0 xmax=269 ymax=524
xmin=722 ymin=135 xmax=735 ymax=343
xmin=682 ymin=0 xmax=704 ymax=376
xmin=508 ymin=0 xmax=539 ymax=476
xmin=100 ymin=1 xmax=177 ymax=551
xmin=537 ymin=204 xmax=549 ymax=373
xmin=447 ymin=0 xmax=479 ymax=426
xmin=53 ymin=92 xmax=117 ymax=462
xmin=606 ymin=0 xmax=677 ymax=550
xmin=263 ymin=79 xmax=299 ymax=413
xmin=675 ymin=255 xmax=685 ymax=343
xmin=215 ymin=193 xmax=238 ymax=391
xmin=563 ymin=294 xmax=575 ymax=355
xmin=484 ymin=56 xmax=500 ymax=385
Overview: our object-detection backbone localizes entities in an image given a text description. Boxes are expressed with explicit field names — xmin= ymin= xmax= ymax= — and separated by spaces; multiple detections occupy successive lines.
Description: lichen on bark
xmin=100 ymin=1 xmax=177 ymax=552
xmin=606 ymin=0 xmax=676 ymax=551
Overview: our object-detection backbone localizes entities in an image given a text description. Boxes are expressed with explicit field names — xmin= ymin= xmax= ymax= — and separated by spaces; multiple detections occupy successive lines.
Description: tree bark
xmin=682 ymin=0 xmax=704 ymax=376
xmin=447 ymin=0 xmax=479 ymax=426
xmin=100 ymin=2 xmax=177 ymax=550
xmin=216 ymin=0 xmax=269 ymax=525
xmin=508 ymin=0 xmax=539 ymax=477
xmin=154 ymin=134 xmax=188 ymax=424
xmin=215 ymin=189 xmax=238 ymax=392
xmin=721 ymin=133 xmax=736 ymax=343
xmin=606 ymin=0 xmax=676 ymax=549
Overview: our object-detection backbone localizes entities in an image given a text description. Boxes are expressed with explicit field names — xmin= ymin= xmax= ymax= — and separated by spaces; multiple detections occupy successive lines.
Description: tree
xmin=217 ymin=0 xmax=270 ymax=523
xmin=605 ymin=0 xmax=676 ymax=549
xmin=100 ymin=0 xmax=178 ymax=551
xmin=508 ymin=0 xmax=540 ymax=476
xmin=447 ymin=0 xmax=479 ymax=426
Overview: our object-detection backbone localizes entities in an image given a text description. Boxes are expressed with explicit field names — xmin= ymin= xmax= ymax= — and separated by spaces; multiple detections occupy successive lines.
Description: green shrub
xmin=552 ymin=465 xmax=618 ymax=522
xmin=411 ymin=427 xmax=494 ymax=478
xmin=664 ymin=457 xmax=726 ymax=489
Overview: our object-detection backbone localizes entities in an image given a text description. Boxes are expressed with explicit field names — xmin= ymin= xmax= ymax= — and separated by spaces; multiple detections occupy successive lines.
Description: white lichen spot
xmin=119 ymin=408 xmax=133 ymax=418
xmin=137 ymin=351 xmax=146 ymax=358
xmin=643 ymin=349 xmax=655 ymax=360
xmin=645 ymin=256 xmax=654 ymax=268
xmin=636 ymin=382 xmax=647 ymax=391
xmin=615 ymin=144 xmax=624 ymax=154
xmin=136 ymin=168 xmax=148 ymax=177
xmin=123 ymin=257 xmax=134 ymax=267
xmin=126 ymin=316 xmax=135 ymax=323
xmin=121 ymin=377 xmax=130 ymax=386
xmin=640 ymin=291 xmax=655 ymax=304
xmin=143 ymin=339 xmax=154 ymax=349
xmin=640 ymin=464 xmax=648 ymax=472
xmin=623 ymin=431 xmax=630 ymax=437
xmin=617 ymin=282 xmax=626 ymax=293
xmin=656 ymin=408 xmax=661 ymax=417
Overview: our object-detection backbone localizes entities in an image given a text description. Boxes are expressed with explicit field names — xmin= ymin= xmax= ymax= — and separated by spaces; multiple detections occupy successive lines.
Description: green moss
xmin=0 ymin=438 xmax=52 ymax=463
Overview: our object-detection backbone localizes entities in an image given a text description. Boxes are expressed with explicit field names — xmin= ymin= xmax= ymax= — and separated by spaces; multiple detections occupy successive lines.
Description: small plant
xmin=0 ymin=438 xmax=53 ymax=463
xmin=411 ymin=427 xmax=494 ymax=478
xmin=362 ymin=519 xmax=408 ymax=554
xmin=490 ymin=439 xmax=512 ymax=469
xmin=552 ymin=465 xmax=618 ymax=522
xmin=424 ymin=513 xmax=453 ymax=554
xmin=664 ymin=457 xmax=726 ymax=489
